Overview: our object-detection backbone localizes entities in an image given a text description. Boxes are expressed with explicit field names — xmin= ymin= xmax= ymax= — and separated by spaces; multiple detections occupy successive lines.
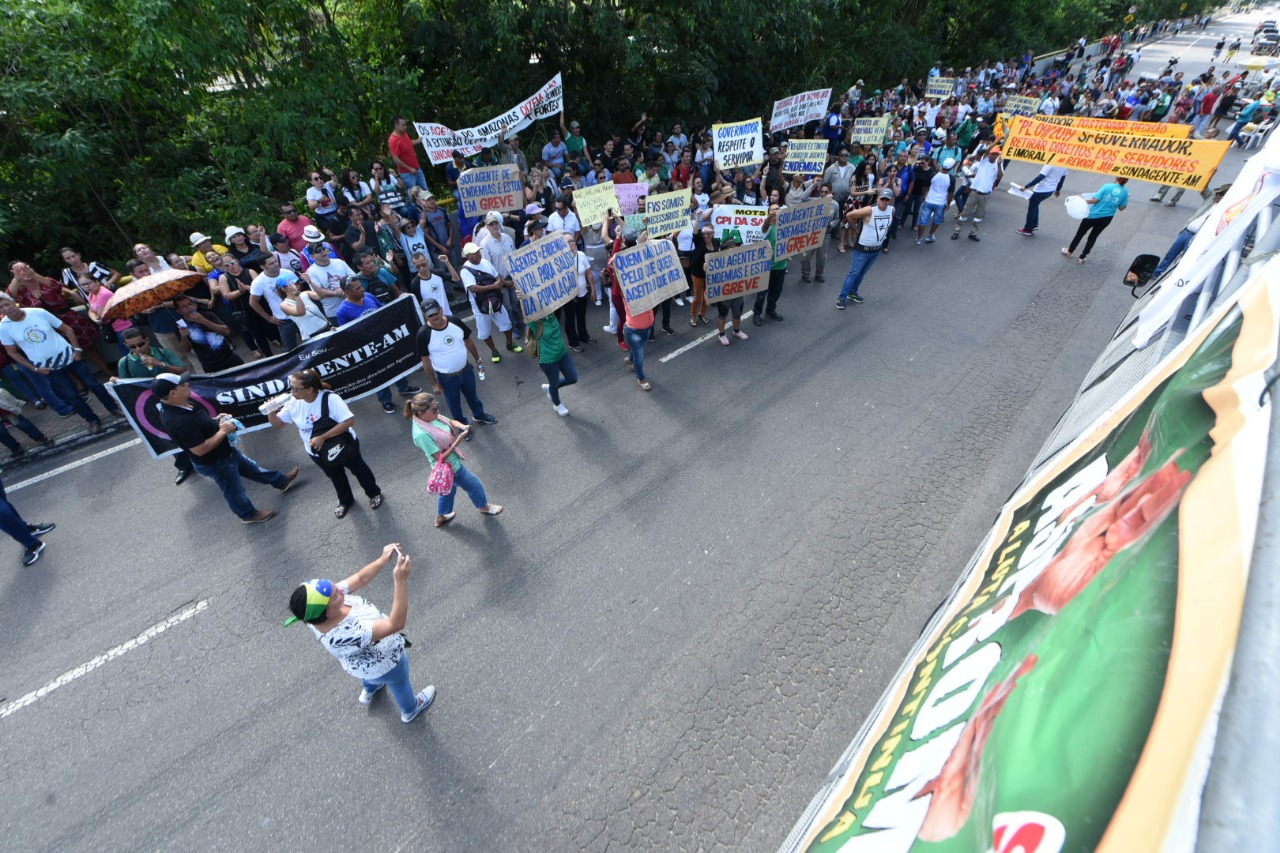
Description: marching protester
xmin=837 ymin=189 xmax=896 ymax=309
xmin=1014 ymin=165 xmax=1069 ymax=236
xmin=613 ymin=229 xmax=655 ymax=390
xmin=154 ymin=372 xmax=299 ymax=523
xmin=1062 ymin=177 xmax=1129 ymax=264
xmin=752 ymin=208 xmax=787 ymax=326
xmin=415 ymin=298 xmax=497 ymax=432
xmin=266 ymin=369 xmax=383 ymax=519
xmin=0 ymin=476 xmax=54 ymax=566
xmin=526 ymin=309 xmax=577 ymax=417
xmin=950 ymin=147 xmax=1002 ymax=241
xmin=285 ymin=544 xmax=437 ymax=723
xmin=459 ymin=242 xmax=524 ymax=363
xmin=405 ymin=393 xmax=503 ymax=527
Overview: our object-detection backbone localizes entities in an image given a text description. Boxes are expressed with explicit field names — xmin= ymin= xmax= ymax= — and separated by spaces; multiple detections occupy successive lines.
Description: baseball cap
xmin=940 ymin=157 xmax=957 ymax=170
xmin=462 ymin=242 xmax=482 ymax=255
xmin=878 ymin=188 xmax=894 ymax=200
xmin=484 ymin=211 xmax=503 ymax=224
xmin=570 ymin=120 xmax=581 ymax=129
xmin=151 ymin=372 xmax=187 ymax=399
xmin=421 ymin=298 xmax=443 ymax=317
xmin=284 ymin=579 xmax=334 ymax=627
xmin=268 ymin=232 xmax=288 ymax=245
xmin=189 ymin=232 xmax=212 ymax=247
xmin=768 ymin=146 xmax=781 ymax=154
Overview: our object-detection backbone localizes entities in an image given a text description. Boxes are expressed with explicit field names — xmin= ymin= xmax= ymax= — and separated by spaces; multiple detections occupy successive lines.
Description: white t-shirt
xmin=420 ymin=320 xmax=471 ymax=373
xmin=573 ymin=251 xmax=592 ymax=297
xmin=971 ymin=158 xmax=1001 ymax=194
xmin=341 ymin=181 xmax=372 ymax=207
xmin=306 ymin=185 xmax=338 ymax=215
xmin=415 ymin=273 xmax=453 ymax=316
xmin=308 ymin=583 xmax=403 ymax=680
xmin=547 ymin=210 xmax=581 ymax=236
xmin=284 ymin=294 xmax=331 ymax=339
xmin=277 ymin=391 xmax=356 ymax=453
xmin=0 ymin=308 xmax=74 ymax=369
xmin=250 ymin=270 xmax=299 ymax=319
xmin=925 ymin=172 xmax=953 ymax=206
xmin=460 ymin=258 xmax=503 ymax=316
xmin=305 ymin=258 xmax=354 ymax=317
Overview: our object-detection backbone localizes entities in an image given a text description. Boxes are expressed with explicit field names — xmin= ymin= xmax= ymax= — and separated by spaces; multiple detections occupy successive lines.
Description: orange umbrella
xmin=100 ymin=268 xmax=206 ymax=322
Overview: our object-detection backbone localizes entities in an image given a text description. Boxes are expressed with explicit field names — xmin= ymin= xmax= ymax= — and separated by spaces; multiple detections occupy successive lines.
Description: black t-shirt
xmin=184 ymin=311 xmax=244 ymax=373
xmin=912 ymin=167 xmax=937 ymax=197
xmin=160 ymin=402 xmax=232 ymax=463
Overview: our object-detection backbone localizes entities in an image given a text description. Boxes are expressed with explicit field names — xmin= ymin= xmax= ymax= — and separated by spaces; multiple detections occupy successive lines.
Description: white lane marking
xmin=659 ymin=311 xmax=755 ymax=363
xmin=0 ymin=600 xmax=209 ymax=720
xmin=7 ymin=438 xmax=141 ymax=492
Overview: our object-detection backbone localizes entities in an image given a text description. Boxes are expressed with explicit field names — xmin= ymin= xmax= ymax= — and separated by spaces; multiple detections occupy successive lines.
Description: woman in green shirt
xmin=527 ymin=312 xmax=578 ymax=417
xmin=405 ymin=393 xmax=502 ymax=528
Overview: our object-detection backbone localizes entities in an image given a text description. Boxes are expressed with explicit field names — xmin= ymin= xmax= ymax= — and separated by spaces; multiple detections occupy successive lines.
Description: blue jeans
xmin=361 ymin=652 xmax=417 ymax=714
xmin=20 ymin=360 xmax=118 ymax=422
xmin=623 ymin=326 xmax=649 ymax=381
xmin=0 ymin=413 xmax=46 ymax=453
xmin=191 ymin=448 xmax=287 ymax=519
xmin=277 ymin=320 xmax=300 ymax=353
xmin=438 ymin=463 xmax=488 ymax=515
xmin=0 ymin=479 xmax=39 ymax=549
xmin=436 ymin=366 xmax=489 ymax=424
xmin=1 ymin=363 xmax=39 ymax=403
xmin=1153 ymin=227 xmax=1194 ymax=277
xmin=399 ymin=169 xmax=428 ymax=191
xmin=375 ymin=377 xmax=416 ymax=408
xmin=839 ymin=249 xmax=882 ymax=301
xmin=538 ymin=355 xmax=578 ymax=405
xmin=1024 ymin=191 xmax=1053 ymax=231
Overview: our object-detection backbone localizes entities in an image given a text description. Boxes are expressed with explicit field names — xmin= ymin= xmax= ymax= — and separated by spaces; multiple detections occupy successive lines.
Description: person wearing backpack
xmin=459 ymin=243 xmax=523 ymax=363
xmin=266 ymin=369 xmax=383 ymax=519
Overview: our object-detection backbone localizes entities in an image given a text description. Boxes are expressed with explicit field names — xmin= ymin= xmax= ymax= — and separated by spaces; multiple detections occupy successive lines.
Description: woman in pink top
xmin=617 ymin=229 xmax=656 ymax=391
xmin=84 ymin=275 xmax=134 ymax=356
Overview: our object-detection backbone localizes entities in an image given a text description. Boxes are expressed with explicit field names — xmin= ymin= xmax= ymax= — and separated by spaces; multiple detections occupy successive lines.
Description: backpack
xmin=466 ymin=267 xmax=505 ymax=314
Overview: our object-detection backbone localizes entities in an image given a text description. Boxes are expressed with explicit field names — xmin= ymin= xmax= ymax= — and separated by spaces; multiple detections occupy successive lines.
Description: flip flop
xmin=638 ymin=380 xmax=652 ymax=391
xmin=335 ymin=505 xmax=349 ymax=518
xmin=370 ymin=494 xmax=383 ymax=509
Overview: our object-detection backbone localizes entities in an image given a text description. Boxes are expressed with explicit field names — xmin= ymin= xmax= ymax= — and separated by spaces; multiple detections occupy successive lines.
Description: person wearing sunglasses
xmin=114 ymin=327 xmax=195 ymax=484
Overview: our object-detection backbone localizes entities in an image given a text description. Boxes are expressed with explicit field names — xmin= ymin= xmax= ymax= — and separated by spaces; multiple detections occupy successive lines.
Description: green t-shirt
xmin=767 ymin=225 xmax=787 ymax=270
xmin=565 ymin=133 xmax=587 ymax=156
xmin=412 ymin=419 xmax=460 ymax=471
xmin=533 ymin=315 xmax=566 ymax=364
xmin=117 ymin=346 xmax=182 ymax=379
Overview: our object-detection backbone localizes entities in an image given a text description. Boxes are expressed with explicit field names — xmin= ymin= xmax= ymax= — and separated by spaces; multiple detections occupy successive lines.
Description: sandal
xmin=434 ymin=512 xmax=456 ymax=528
xmin=370 ymin=494 xmax=383 ymax=509
xmin=335 ymin=505 xmax=349 ymax=519
xmin=478 ymin=504 xmax=504 ymax=516
xmin=638 ymin=380 xmax=652 ymax=391
xmin=1061 ymin=247 xmax=1072 ymax=257
xmin=689 ymin=318 xmax=698 ymax=327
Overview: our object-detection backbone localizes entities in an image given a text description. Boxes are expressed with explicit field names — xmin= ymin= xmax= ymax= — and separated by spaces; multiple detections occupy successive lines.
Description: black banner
xmin=110 ymin=295 xmax=424 ymax=459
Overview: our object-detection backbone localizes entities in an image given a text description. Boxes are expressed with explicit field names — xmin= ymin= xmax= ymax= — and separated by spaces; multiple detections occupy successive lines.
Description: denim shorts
xmin=918 ymin=202 xmax=946 ymax=227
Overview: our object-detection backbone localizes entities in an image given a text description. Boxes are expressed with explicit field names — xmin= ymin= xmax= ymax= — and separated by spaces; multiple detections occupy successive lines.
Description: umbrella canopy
xmin=100 ymin=268 xmax=206 ymax=322
xmin=1240 ymin=56 xmax=1280 ymax=71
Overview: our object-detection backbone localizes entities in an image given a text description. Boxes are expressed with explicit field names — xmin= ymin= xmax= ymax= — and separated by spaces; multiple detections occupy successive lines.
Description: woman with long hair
xmin=8 ymin=261 xmax=113 ymax=376
xmin=405 ymin=393 xmax=502 ymax=528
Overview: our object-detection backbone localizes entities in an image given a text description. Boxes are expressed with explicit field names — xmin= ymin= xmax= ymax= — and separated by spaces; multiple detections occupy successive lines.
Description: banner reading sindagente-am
xmin=611 ymin=239 xmax=686 ymax=313
xmin=786 ymin=261 xmax=1280 ymax=852
xmin=1002 ymin=115 xmax=1229 ymax=191
xmin=110 ymin=296 xmax=424 ymax=460
xmin=457 ymin=164 xmax=524 ymax=218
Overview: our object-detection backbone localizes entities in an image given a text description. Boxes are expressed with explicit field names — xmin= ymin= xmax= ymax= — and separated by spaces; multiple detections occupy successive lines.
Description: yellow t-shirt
xmin=191 ymin=243 xmax=229 ymax=273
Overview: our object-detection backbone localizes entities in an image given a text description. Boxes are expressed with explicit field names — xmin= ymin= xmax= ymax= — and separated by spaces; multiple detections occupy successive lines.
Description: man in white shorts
xmin=458 ymin=243 xmax=523 ymax=363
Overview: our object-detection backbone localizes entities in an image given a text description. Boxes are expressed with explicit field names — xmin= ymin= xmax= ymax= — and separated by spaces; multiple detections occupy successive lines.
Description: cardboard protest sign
xmin=1002 ymin=116 xmax=1229 ymax=192
xmin=712 ymin=205 xmax=769 ymax=245
xmin=1001 ymin=94 xmax=1042 ymax=117
xmin=775 ymin=198 xmax=829 ymax=260
xmin=610 ymin=239 xmax=686 ymax=313
xmin=784 ymin=139 xmax=829 ymax=176
xmin=770 ymin=89 xmax=832 ymax=131
xmin=624 ymin=214 xmax=646 ymax=233
xmin=713 ymin=118 xmax=764 ymax=169
xmin=415 ymin=74 xmax=564 ymax=165
xmin=926 ymin=77 xmax=955 ymax=99
xmin=456 ymin=165 xmax=524 ymax=218
xmin=573 ymin=180 xmax=617 ymax=228
xmin=850 ymin=115 xmax=891 ymax=145
xmin=643 ymin=189 xmax=692 ymax=238
xmin=615 ymin=183 xmax=649 ymax=214
xmin=704 ymin=240 xmax=773 ymax=304
xmin=507 ymin=233 xmax=578 ymax=322
xmin=1033 ymin=114 xmax=1194 ymax=138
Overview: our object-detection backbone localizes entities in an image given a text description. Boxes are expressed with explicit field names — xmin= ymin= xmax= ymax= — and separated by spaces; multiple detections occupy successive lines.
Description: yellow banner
xmin=572 ymin=180 xmax=617 ymax=228
xmin=1002 ymin=116 xmax=1229 ymax=192
xmin=1031 ymin=115 xmax=1194 ymax=138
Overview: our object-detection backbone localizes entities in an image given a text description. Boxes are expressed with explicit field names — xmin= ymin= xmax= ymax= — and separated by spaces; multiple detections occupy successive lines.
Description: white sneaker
xmin=595 ymin=299 xmax=602 ymax=306
xmin=674 ymin=297 xmax=685 ymax=306
xmin=734 ymin=329 xmax=749 ymax=340
xmin=359 ymin=684 xmax=383 ymax=705
xmin=554 ymin=403 xmax=569 ymax=416
xmin=401 ymin=685 xmax=436 ymax=722
xmin=602 ymin=324 xmax=617 ymax=334
xmin=542 ymin=383 xmax=552 ymax=401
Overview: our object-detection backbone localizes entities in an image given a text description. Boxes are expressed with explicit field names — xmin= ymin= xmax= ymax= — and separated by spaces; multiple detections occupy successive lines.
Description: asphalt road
xmin=0 ymin=15 xmax=1261 ymax=852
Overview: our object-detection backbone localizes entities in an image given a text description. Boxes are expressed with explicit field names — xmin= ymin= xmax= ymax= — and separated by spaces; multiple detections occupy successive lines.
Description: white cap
xmin=462 ymin=242 xmax=482 ymax=256
xmin=941 ymin=157 xmax=957 ymax=171
xmin=484 ymin=211 xmax=503 ymax=224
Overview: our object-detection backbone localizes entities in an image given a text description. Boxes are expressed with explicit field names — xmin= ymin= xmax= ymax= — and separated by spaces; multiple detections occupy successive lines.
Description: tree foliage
xmin=0 ymin=0 xmax=1210 ymax=269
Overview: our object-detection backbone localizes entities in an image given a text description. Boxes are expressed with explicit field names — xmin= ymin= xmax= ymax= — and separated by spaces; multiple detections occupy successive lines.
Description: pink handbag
xmin=426 ymin=459 xmax=454 ymax=495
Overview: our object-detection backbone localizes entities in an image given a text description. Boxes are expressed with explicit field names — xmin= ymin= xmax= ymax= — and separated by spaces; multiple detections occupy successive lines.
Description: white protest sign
xmin=456 ymin=165 xmax=524 ymax=218
xmin=850 ymin=115 xmax=891 ymax=145
xmin=643 ymin=189 xmax=691 ymax=238
xmin=927 ymin=77 xmax=955 ymax=99
xmin=783 ymin=139 xmax=828 ymax=176
xmin=615 ymin=183 xmax=649 ymax=214
xmin=573 ymin=181 xmax=617 ymax=228
xmin=711 ymin=205 xmax=769 ymax=245
xmin=611 ymin=239 xmax=686 ymax=314
xmin=769 ymin=89 xmax=832 ymax=131
xmin=704 ymin=241 xmax=773 ymax=304
xmin=508 ymin=233 xmax=578 ymax=322
xmin=415 ymin=74 xmax=564 ymax=166
xmin=774 ymin=198 xmax=829 ymax=260
xmin=713 ymin=118 xmax=764 ymax=169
